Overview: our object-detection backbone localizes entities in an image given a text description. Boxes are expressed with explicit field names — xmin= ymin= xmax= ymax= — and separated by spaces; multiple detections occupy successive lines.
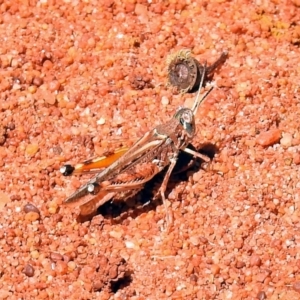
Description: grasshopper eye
xmin=180 ymin=110 xmax=195 ymax=136
xmin=181 ymin=110 xmax=193 ymax=124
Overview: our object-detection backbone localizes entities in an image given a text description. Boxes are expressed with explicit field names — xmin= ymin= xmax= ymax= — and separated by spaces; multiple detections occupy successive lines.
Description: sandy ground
xmin=1 ymin=0 xmax=300 ymax=299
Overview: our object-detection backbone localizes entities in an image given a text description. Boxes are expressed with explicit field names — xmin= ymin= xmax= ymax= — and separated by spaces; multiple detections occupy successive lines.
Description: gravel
xmin=1 ymin=0 xmax=300 ymax=299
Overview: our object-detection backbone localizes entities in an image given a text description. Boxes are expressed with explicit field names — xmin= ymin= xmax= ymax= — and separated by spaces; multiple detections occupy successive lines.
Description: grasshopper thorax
xmin=174 ymin=108 xmax=195 ymax=138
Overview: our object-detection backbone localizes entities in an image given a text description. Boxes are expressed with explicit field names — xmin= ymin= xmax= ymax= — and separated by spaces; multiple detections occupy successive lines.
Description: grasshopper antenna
xmin=191 ymin=63 xmax=213 ymax=115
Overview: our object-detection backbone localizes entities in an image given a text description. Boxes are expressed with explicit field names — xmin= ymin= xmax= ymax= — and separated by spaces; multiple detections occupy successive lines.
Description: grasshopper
xmin=60 ymin=65 xmax=213 ymax=225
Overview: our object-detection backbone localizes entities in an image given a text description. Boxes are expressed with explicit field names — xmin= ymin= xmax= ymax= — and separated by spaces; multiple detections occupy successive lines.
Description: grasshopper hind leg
xmin=158 ymin=157 xmax=179 ymax=231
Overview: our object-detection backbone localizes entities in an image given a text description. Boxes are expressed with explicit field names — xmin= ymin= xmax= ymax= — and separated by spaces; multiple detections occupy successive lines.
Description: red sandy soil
xmin=1 ymin=0 xmax=300 ymax=299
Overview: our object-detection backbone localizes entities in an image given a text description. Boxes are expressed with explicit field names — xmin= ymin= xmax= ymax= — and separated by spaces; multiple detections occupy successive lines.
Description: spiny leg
xmin=173 ymin=150 xmax=209 ymax=176
xmin=159 ymin=149 xmax=210 ymax=229
xmin=159 ymin=157 xmax=178 ymax=229
xmin=183 ymin=147 xmax=210 ymax=162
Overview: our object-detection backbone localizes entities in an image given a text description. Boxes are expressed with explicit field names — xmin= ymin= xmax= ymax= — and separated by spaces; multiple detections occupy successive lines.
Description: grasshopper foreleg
xmin=183 ymin=147 xmax=210 ymax=162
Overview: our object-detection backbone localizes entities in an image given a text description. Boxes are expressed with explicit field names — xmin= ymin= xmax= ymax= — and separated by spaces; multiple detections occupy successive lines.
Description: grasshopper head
xmin=174 ymin=108 xmax=195 ymax=137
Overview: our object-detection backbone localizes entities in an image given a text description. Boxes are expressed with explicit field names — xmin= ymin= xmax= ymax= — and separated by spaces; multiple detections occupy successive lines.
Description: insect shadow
xmin=110 ymin=271 xmax=133 ymax=293
xmin=94 ymin=142 xmax=219 ymax=224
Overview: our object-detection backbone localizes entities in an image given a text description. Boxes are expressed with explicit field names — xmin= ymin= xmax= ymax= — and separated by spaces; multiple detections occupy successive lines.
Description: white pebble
xmin=161 ymin=96 xmax=169 ymax=106
xmin=97 ymin=117 xmax=106 ymax=125
xmin=280 ymin=133 xmax=293 ymax=148
xmin=125 ymin=240 xmax=135 ymax=249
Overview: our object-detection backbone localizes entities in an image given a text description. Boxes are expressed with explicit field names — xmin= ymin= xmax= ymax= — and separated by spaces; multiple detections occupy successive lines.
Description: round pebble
xmin=25 ymin=211 xmax=40 ymax=222
xmin=23 ymin=264 xmax=35 ymax=277
xmin=25 ymin=144 xmax=39 ymax=156
xmin=23 ymin=203 xmax=40 ymax=214
xmin=280 ymin=133 xmax=293 ymax=148
xmin=250 ymin=255 xmax=262 ymax=267
xmin=161 ymin=96 xmax=169 ymax=106
xmin=256 ymin=129 xmax=281 ymax=147
xmin=257 ymin=291 xmax=267 ymax=300
xmin=293 ymin=281 xmax=300 ymax=293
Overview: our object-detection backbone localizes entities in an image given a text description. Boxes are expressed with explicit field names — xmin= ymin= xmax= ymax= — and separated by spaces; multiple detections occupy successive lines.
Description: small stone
xmin=199 ymin=237 xmax=208 ymax=244
xmin=48 ymin=80 xmax=61 ymax=92
xmin=135 ymin=3 xmax=148 ymax=16
xmin=236 ymin=261 xmax=245 ymax=269
xmin=48 ymin=201 xmax=58 ymax=214
xmin=28 ymin=85 xmax=37 ymax=94
xmin=55 ymin=260 xmax=68 ymax=275
xmin=109 ymin=230 xmax=123 ymax=239
xmin=33 ymin=77 xmax=43 ymax=86
xmin=0 ymin=126 xmax=7 ymax=146
xmin=97 ymin=117 xmax=106 ymax=125
xmin=93 ymin=280 xmax=105 ymax=291
xmin=109 ymin=265 xmax=118 ymax=279
xmin=284 ymin=157 xmax=293 ymax=166
xmin=45 ymin=93 xmax=56 ymax=105
xmin=256 ymin=129 xmax=281 ymax=147
xmin=255 ymin=272 xmax=269 ymax=283
xmin=23 ymin=264 xmax=34 ymax=277
xmin=12 ymin=83 xmax=21 ymax=90
xmin=50 ymin=252 xmax=63 ymax=262
xmin=25 ymin=211 xmax=40 ymax=222
xmin=11 ymin=58 xmax=20 ymax=68
xmin=293 ymin=152 xmax=300 ymax=165
xmin=25 ymin=144 xmax=39 ymax=156
xmin=0 ymin=55 xmax=12 ymax=68
xmin=234 ymin=239 xmax=244 ymax=249
xmin=191 ymin=255 xmax=201 ymax=267
xmin=31 ymin=250 xmax=40 ymax=259
xmin=161 ymin=96 xmax=169 ymax=106
xmin=250 ymin=255 xmax=262 ymax=267
xmin=189 ymin=236 xmax=200 ymax=246
xmin=211 ymin=264 xmax=220 ymax=275
xmin=187 ymin=263 xmax=194 ymax=275
xmin=43 ymin=59 xmax=53 ymax=69
xmin=67 ymin=261 xmax=77 ymax=272
xmin=257 ymin=291 xmax=267 ymax=300
xmin=190 ymin=274 xmax=198 ymax=284
xmin=293 ymin=281 xmax=300 ymax=293
xmin=24 ymin=203 xmax=40 ymax=214
xmin=280 ymin=133 xmax=293 ymax=148
xmin=125 ymin=240 xmax=138 ymax=249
